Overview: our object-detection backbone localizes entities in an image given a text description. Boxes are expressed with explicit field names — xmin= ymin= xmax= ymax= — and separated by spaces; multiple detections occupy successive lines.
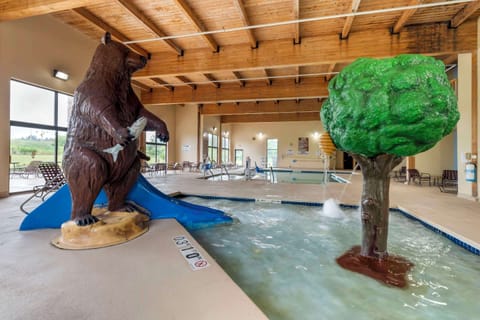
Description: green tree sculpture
xmin=321 ymin=54 xmax=459 ymax=287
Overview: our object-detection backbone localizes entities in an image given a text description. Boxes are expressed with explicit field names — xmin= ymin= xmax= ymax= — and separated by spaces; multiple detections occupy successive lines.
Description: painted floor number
xmin=173 ymin=235 xmax=210 ymax=271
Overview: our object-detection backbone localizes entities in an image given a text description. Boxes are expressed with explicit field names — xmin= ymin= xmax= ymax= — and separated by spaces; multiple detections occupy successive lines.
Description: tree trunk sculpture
xmin=320 ymin=54 xmax=459 ymax=287
xmin=336 ymin=154 xmax=413 ymax=287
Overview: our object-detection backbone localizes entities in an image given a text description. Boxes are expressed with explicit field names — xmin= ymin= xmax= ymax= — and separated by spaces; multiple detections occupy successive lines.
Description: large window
xmin=235 ymin=149 xmax=243 ymax=167
xmin=9 ymin=80 xmax=72 ymax=192
xmin=221 ymin=135 xmax=230 ymax=164
xmin=266 ymin=138 xmax=278 ymax=167
xmin=207 ymin=133 xmax=218 ymax=163
xmin=145 ymin=131 xmax=167 ymax=163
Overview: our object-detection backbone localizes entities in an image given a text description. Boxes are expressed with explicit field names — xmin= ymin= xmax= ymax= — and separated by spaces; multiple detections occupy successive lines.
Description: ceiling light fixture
xmin=53 ymin=69 xmax=69 ymax=81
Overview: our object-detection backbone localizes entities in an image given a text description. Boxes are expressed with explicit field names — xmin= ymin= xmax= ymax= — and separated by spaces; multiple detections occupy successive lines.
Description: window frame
xmin=266 ymin=138 xmax=279 ymax=168
xmin=221 ymin=135 xmax=230 ymax=164
xmin=9 ymin=79 xmax=71 ymax=165
xmin=207 ymin=133 xmax=218 ymax=162
xmin=145 ymin=131 xmax=167 ymax=164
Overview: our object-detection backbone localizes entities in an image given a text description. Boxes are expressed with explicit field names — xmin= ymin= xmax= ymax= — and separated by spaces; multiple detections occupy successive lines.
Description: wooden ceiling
xmin=1 ymin=0 xmax=480 ymax=122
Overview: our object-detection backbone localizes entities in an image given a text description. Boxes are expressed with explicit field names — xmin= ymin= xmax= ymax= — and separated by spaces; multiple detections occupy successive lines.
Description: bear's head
xmin=89 ymin=32 xmax=147 ymax=76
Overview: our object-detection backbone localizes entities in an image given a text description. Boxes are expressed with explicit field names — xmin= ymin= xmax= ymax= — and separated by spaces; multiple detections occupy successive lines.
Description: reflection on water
xmin=188 ymin=197 xmax=480 ymax=320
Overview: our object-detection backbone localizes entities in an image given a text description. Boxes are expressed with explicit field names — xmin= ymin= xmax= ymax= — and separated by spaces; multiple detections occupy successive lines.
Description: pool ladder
xmin=220 ymin=164 xmax=231 ymax=180
xmin=268 ymin=166 xmax=276 ymax=183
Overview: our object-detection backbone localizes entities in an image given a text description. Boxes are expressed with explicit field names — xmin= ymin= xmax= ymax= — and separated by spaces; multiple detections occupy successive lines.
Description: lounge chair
xmin=20 ymin=162 xmax=66 ymax=214
xmin=407 ymin=169 xmax=431 ymax=186
xmin=439 ymin=170 xmax=458 ymax=193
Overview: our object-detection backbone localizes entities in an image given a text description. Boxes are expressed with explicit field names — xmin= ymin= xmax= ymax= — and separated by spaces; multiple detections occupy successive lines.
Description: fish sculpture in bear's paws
xmin=103 ymin=117 xmax=147 ymax=162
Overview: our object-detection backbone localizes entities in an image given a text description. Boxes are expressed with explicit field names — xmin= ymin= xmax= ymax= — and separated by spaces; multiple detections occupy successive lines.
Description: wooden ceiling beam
xmin=72 ymin=7 xmax=150 ymax=57
xmin=392 ymin=0 xmax=420 ymax=34
xmin=131 ymin=80 xmax=151 ymax=92
xmin=203 ymin=73 xmax=220 ymax=88
xmin=325 ymin=63 xmax=336 ymax=81
xmin=443 ymin=54 xmax=458 ymax=65
xmin=0 ymin=0 xmax=100 ymax=21
xmin=135 ymin=21 xmax=476 ymax=79
xmin=232 ymin=71 xmax=246 ymax=87
xmin=201 ymin=99 xmax=322 ymax=115
xmin=341 ymin=0 xmax=362 ymax=40
xmin=450 ymin=0 xmax=480 ymax=28
xmin=261 ymin=69 xmax=272 ymax=85
xmin=175 ymin=76 xmax=197 ymax=90
xmin=114 ymin=0 xmax=183 ymax=55
xmin=142 ymin=77 xmax=328 ymax=105
xmin=151 ymin=77 xmax=174 ymax=91
xmin=173 ymin=0 xmax=219 ymax=52
xmin=232 ymin=0 xmax=257 ymax=48
xmin=221 ymin=112 xmax=320 ymax=123
xmin=293 ymin=0 xmax=300 ymax=44
xmin=295 ymin=66 xmax=301 ymax=84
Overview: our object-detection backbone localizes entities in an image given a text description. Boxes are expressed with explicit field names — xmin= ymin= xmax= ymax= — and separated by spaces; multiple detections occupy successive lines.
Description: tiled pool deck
xmin=1 ymin=170 xmax=479 ymax=319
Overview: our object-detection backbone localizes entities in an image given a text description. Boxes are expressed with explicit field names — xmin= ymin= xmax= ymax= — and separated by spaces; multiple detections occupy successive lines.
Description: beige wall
xmin=415 ymin=131 xmax=456 ymax=176
xmin=229 ymin=121 xmax=325 ymax=169
xmin=0 ymin=15 xmax=97 ymax=197
xmin=227 ymin=119 xmax=456 ymax=174
xmin=175 ymin=104 xmax=199 ymax=163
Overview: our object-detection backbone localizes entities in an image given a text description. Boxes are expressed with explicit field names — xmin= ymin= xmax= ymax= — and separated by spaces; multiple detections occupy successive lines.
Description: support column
xmin=197 ymin=105 xmax=202 ymax=163
xmin=472 ymin=52 xmax=478 ymax=198
xmin=457 ymin=52 xmax=477 ymax=200
xmin=405 ymin=156 xmax=415 ymax=184
xmin=0 ymin=76 xmax=10 ymax=197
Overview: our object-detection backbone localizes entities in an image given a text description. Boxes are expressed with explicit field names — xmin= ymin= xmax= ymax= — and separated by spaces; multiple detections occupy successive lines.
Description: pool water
xmin=273 ymin=171 xmax=347 ymax=184
xmin=205 ymin=170 xmax=347 ymax=184
xmin=186 ymin=197 xmax=480 ymax=320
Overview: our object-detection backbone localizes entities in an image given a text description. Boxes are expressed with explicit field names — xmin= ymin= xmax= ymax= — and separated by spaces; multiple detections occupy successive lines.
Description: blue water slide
xmin=20 ymin=175 xmax=232 ymax=231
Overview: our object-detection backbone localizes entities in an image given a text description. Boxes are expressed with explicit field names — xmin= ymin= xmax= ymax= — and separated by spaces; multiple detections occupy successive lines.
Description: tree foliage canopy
xmin=320 ymin=54 xmax=459 ymax=157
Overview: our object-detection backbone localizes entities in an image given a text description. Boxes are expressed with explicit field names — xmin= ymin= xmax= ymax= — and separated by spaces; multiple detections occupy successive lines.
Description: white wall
xmin=0 ymin=15 xmax=97 ymax=197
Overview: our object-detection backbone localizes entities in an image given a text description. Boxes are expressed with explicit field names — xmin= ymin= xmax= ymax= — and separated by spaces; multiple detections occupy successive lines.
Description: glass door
xmin=266 ymin=139 xmax=278 ymax=167
xmin=234 ymin=149 xmax=243 ymax=167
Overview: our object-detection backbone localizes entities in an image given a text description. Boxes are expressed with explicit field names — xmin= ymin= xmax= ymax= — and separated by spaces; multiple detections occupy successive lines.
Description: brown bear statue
xmin=63 ymin=32 xmax=169 ymax=226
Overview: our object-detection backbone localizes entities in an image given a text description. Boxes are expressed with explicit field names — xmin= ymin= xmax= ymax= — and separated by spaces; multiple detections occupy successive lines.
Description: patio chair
xmin=19 ymin=160 xmax=42 ymax=179
xmin=439 ymin=170 xmax=458 ymax=193
xmin=182 ymin=161 xmax=192 ymax=171
xmin=20 ymin=162 xmax=66 ymax=214
xmin=407 ymin=169 xmax=431 ymax=186
xmin=154 ymin=163 xmax=167 ymax=175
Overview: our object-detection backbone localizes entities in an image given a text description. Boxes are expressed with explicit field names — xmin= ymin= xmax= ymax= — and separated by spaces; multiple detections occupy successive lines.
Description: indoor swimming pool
xmin=204 ymin=169 xmax=348 ymax=184
xmin=184 ymin=196 xmax=480 ymax=320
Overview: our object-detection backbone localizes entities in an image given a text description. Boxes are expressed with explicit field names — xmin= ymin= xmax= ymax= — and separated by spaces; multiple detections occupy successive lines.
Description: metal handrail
xmin=269 ymin=166 xmax=275 ymax=183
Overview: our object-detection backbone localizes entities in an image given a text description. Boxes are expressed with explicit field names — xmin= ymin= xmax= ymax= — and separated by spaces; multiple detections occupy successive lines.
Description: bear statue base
xmin=51 ymin=208 xmax=149 ymax=250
